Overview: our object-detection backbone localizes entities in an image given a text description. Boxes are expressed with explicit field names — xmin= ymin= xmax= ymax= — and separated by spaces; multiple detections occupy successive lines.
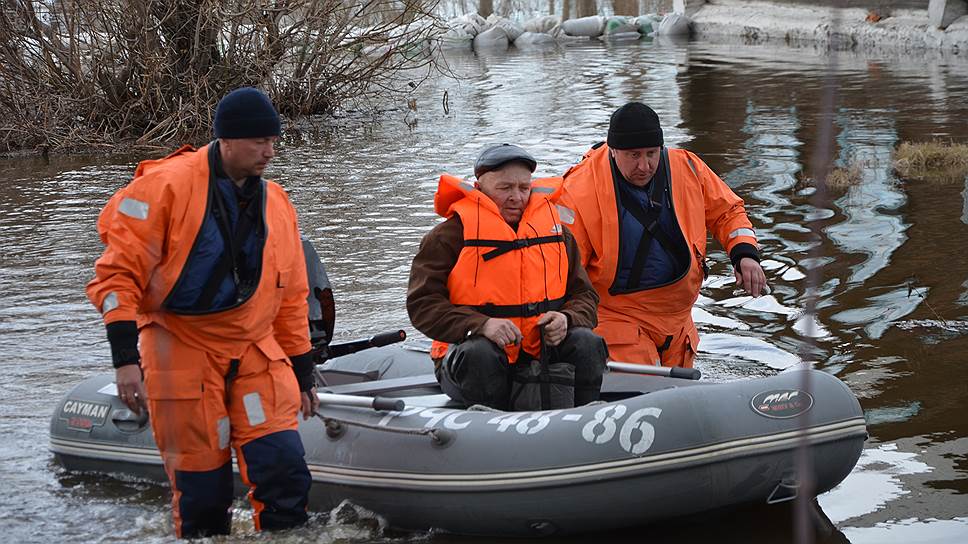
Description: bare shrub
xmin=0 ymin=0 xmax=445 ymax=153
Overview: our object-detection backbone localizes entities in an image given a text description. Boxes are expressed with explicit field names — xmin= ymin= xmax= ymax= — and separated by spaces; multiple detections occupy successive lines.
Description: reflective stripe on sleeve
xmin=556 ymin=205 xmax=576 ymax=225
xmin=729 ymin=228 xmax=756 ymax=239
xmin=118 ymin=197 xmax=149 ymax=220
xmin=101 ymin=292 xmax=119 ymax=315
xmin=531 ymin=186 xmax=555 ymax=194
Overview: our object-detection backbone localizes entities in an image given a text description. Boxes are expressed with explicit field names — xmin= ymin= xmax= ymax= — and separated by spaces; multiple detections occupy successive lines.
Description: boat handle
xmin=111 ymin=407 xmax=150 ymax=432
xmin=766 ymin=475 xmax=800 ymax=504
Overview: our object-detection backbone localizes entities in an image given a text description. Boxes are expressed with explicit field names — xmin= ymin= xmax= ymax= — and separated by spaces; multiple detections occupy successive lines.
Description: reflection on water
xmin=2 ymin=36 xmax=968 ymax=542
xmin=820 ymin=442 xmax=933 ymax=523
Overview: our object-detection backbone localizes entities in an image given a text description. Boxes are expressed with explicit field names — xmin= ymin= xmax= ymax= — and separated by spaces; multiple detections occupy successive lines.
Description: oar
xmin=325 ymin=329 xmax=407 ymax=359
xmin=607 ymin=361 xmax=701 ymax=380
xmin=317 ymin=392 xmax=405 ymax=411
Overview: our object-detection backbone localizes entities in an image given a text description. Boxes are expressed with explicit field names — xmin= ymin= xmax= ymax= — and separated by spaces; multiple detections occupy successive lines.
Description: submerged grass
xmin=797 ymin=162 xmax=864 ymax=190
xmin=893 ymin=141 xmax=968 ymax=183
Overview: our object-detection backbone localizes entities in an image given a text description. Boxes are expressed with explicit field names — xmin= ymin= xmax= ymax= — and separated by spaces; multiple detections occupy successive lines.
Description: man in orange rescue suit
xmin=560 ymin=102 xmax=767 ymax=368
xmin=408 ymin=144 xmax=607 ymax=411
xmin=86 ymin=87 xmax=319 ymax=538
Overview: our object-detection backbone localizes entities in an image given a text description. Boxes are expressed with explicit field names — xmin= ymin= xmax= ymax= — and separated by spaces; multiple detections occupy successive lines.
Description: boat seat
xmin=319 ymin=374 xmax=440 ymax=397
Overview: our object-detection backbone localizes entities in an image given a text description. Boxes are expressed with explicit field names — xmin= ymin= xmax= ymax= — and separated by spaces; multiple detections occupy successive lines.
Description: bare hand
xmin=115 ymin=364 xmax=147 ymax=415
xmin=537 ymin=311 xmax=568 ymax=347
xmin=734 ymin=257 xmax=767 ymax=297
xmin=300 ymin=387 xmax=319 ymax=420
xmin=480 ymin=318 xmax=523 ymax=348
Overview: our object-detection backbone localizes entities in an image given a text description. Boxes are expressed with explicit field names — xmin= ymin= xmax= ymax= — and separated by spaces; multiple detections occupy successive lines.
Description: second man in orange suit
xmin=559 ymin=103 xmax=767 ymax=368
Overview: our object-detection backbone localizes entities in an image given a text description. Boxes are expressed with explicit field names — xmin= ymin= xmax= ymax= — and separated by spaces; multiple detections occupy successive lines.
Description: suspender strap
xmin=464 ymin=235 xmax=564 ymax=262
xmin=617 ymin=152 xmax=683 ymax=289
xmin=194 ymin=147 xmax=262 ymax=311
xmin=473 ymin=296 xmax=566 ymax=318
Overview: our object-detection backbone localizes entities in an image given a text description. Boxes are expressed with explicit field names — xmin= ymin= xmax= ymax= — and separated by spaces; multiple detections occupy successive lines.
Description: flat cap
xmin=474 ymin=144 xmax=537 ymax=179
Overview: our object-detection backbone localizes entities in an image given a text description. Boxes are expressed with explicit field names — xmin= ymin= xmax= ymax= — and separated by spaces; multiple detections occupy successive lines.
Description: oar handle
xmin=324 ymin=329 xmax=407 ymax=359
xmin=607 ymin=361 xmax=701 ymax=380
xmin=369 ymin=329 xmax=407 ymax=348
xmin=317 ymin=392 xmax=405 ymax=411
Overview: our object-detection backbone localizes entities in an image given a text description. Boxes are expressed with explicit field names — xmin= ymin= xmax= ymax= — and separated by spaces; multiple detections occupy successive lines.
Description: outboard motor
xmin=302 ymin=237 xmax=336 ymax=357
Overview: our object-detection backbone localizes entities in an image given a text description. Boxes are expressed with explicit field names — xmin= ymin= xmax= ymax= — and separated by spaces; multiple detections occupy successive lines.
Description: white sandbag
xmin=362 ymin=44 xmax=392 ymax=57
xmin=561 ymin=15 xmax=605 ymax=38
xmin=603 ymin=31 xmax=641 ymax=41
xmin=656 ymin=13 xmax=691 ymax=37
xmin=473 ymin=26 xmax=509 ymax=50
xmin=485 ymin=14 xmax=524 ymax=43
xmin=603 ymin=16 xmax=639 ymax=36
xmin=556 ymin=32 xmax=590 ymax=43
xmin=632 ymin=14 xmax=662 ymax=36
xmin=514 ymin=31 xmax=556 ymax=48
xmin=524 ymin=15 xmax=560 ymax=34
xmin=446 ymin=13 xmax=486 ymax=38
xmin=440 ymin=27 xmax=474 ymax=49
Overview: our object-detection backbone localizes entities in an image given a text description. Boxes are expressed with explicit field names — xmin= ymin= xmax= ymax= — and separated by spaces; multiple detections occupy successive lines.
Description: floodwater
xmin=2 ymin=36 xmax=968 ymax=543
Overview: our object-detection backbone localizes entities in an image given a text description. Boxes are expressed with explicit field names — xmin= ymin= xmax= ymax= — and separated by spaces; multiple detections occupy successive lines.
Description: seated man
xmin=407 ymin=144 xmax=607 ymax=411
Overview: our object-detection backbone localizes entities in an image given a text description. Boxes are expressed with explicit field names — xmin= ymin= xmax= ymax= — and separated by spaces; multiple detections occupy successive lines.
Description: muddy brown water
xmin=2 ymin=37 xmax=968 ymax=543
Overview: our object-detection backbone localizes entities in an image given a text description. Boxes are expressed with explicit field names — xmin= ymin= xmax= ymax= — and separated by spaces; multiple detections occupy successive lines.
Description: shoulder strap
xmin=616 ymin=149 xmax=682 ymax=288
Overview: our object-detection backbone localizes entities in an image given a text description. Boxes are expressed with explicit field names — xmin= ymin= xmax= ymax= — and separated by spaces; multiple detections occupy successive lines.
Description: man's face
xmin=610 ymin=146 xmax=661 ymax=187
xmin=476 ymin=163 xmax=533 ymax=226
xmin=220 ymin=136 xmax=278 ymax=179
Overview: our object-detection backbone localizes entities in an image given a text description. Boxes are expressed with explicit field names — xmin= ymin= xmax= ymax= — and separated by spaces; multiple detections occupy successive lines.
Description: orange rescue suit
xmin=429 ymin=174 xmax=569 ymax=363
xmin=85 ymin=144 xmax=311 ymax=534
xmin=560 ymin=144 xmax=758 ymax=367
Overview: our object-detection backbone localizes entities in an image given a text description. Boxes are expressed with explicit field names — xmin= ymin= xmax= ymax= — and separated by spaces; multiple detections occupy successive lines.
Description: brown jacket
xmin=407 ymin=215 xmax=599 ymax=344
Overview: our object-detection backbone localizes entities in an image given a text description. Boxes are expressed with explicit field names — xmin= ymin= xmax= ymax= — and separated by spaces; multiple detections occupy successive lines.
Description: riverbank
xmin=684 ymin=0 xmax=968 ymax=53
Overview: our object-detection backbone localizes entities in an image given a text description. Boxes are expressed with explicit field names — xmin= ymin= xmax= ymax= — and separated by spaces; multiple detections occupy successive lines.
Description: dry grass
xmin=797 ymin=162 xmax=864 ymax=191
xmin=893 ymin=140 xmax=968 ymax=183
xmin=826 ymin=163 xmax=863 ymax=188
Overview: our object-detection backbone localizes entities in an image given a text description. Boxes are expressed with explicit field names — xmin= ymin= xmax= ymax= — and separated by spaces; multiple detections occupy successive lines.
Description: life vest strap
xmin=473 ymin=296 xmax=566 ymax=318
xmin=465 ymin=235 xmax=564 ymax=262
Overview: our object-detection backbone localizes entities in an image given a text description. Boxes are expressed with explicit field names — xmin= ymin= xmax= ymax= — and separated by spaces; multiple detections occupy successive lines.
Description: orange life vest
xmin=429 ymin=174 xmax=569 ymax=362
xmin=86 ymin=144 xmax=311 ymax=360
xmin=559 ymin=144 xmax=757 ymax=358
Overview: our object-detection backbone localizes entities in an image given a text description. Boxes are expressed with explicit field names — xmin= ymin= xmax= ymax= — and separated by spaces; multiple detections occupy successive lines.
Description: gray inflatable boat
xmin=50 ymin=341 xmax=866 ymax=537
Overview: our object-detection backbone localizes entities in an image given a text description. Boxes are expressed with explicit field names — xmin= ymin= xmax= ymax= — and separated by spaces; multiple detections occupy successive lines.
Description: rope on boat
xmin=313 ymin=412 xmax=453 ymax=446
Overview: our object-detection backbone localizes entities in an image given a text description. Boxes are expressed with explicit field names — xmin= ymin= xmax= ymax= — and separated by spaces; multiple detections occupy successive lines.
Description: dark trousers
xmin=436 ymin=327 xmax=607 ymax=410
xmin=172 ymin=430 xmax=311 ymax=538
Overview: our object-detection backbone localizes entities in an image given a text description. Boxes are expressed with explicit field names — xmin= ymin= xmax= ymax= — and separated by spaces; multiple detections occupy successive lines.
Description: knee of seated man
xmin=560 ymin=327 xmax=607 ymax=358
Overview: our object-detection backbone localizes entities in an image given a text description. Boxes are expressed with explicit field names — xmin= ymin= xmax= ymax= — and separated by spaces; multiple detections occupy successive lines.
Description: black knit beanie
xmin=607 ymin=102 xmax=664 ymax=150
xmin=213 ymin=87 xmax=281 ymax=139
